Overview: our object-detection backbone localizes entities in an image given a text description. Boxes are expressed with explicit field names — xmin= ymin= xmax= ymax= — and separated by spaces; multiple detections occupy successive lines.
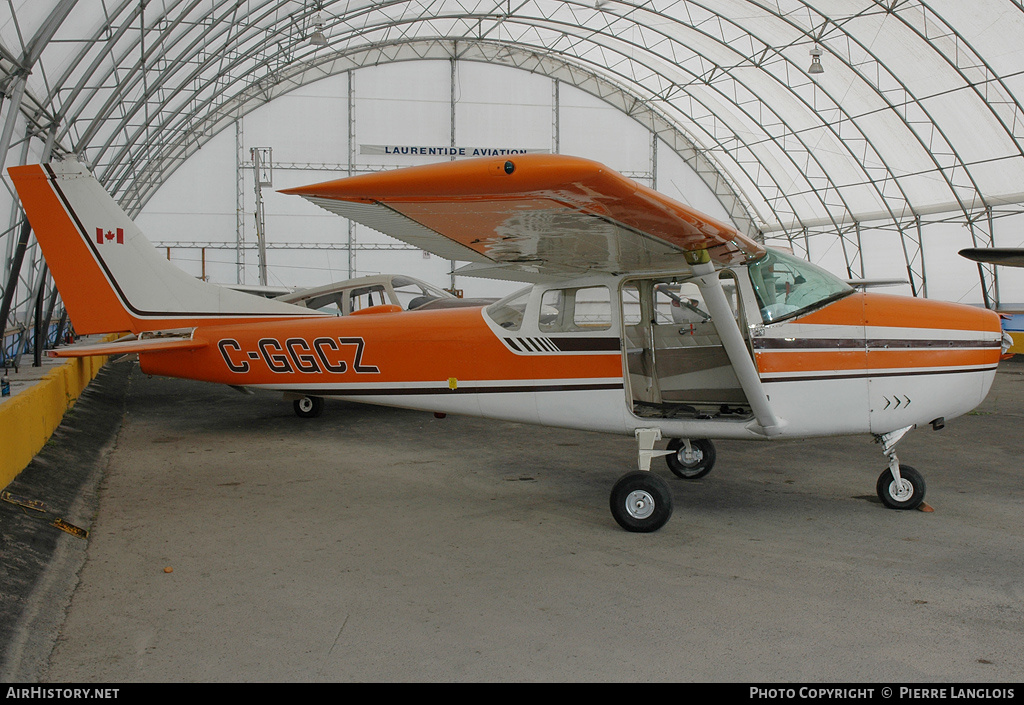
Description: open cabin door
xmin=622 ymin=272 xmax=752 ymax=420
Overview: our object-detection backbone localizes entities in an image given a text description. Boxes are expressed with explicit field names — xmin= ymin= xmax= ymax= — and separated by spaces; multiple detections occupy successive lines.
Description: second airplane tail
xmin=9 ymin=159 xmax=324 ymax=335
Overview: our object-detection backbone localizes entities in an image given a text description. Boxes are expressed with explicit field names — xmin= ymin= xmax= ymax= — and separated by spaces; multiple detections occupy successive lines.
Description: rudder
xmin=9 ymin=159 xmax=322 ymax=335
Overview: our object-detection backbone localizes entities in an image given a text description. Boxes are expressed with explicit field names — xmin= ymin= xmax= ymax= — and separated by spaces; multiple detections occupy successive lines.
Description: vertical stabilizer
xmin=8 ymin=160 xmax=324 ymax=334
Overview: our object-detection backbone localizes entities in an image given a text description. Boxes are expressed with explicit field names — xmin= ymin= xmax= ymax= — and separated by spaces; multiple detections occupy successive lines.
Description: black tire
xmin=876 ymin=464 xmax=926 ymax=510
xmin=293 ymin=396 xmax=324 ymax=418
xmin=609 ymin=471 xmax=673 ymax=533
xmin=665 ymin=438 xmax=716 ymax=479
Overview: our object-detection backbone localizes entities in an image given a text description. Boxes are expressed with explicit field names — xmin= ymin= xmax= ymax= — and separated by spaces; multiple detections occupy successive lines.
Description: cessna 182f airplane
xmin=9 ymin=156 xmax=1011 ymax=532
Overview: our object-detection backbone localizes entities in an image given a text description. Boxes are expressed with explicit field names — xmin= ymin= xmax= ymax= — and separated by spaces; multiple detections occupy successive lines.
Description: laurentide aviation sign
xmin=360 ymin=144 xmax=547 ymax=158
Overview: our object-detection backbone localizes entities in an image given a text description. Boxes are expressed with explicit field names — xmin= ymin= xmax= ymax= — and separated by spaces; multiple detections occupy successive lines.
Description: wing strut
xmin=692 ymin=260 xmax=784 ymax=437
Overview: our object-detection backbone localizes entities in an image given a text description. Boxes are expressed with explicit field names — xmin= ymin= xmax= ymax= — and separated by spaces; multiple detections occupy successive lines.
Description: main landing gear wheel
xmin=609 ymin=471 xmax=673 ymax=533
xmin=293 ymin=396 xmax=324 ymax=418
xmin=876 ymin=464 xmax=926 ymax=510
xmin=665 ymin=438 xmax=716 ymax=479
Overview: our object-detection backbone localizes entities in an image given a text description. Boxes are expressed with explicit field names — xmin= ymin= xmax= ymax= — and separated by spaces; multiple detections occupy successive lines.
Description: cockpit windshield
xmin=747 ymin=249 xmax=854 ymax=324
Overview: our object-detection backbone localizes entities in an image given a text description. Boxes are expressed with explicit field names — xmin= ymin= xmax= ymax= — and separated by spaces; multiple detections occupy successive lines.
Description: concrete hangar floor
xmin=2 ymin=358 xmax=1023 ymax=682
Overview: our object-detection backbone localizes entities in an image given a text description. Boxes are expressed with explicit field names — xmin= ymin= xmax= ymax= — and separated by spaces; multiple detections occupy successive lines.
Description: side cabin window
xmin=294 ymin=292 xmax=344 ymax=314
xmin=621 ymin=279 xmax=717 ymax=327
xmin=486 ymin=286 xmax=531 ymax=331
xmin=539 ymin=286 xmax=612 ymax=333
xmin=390 ymin=276 xmax=451 ymax=310
xmin=348 ymin=284 xmax=389 ymax=313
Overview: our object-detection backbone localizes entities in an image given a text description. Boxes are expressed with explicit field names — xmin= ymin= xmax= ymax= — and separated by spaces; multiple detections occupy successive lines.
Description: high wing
xmin=959 ymin=247 xmax=1024 ymax=268
xmin=281 ymin=154 xmax=765 ymax=281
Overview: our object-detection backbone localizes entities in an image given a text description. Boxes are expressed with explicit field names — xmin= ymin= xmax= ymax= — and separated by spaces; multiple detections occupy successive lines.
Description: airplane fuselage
xmin=139 ymin=265 xmax=1004 ymax=444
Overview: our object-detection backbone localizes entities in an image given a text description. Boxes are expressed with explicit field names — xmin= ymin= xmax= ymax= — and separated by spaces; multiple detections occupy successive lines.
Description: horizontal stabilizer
xmin=48 ymin=335 xmax=206 ymax=358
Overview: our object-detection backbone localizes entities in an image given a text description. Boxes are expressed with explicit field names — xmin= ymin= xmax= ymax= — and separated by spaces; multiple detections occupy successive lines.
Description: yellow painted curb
xmin=0 ymin=337 xmax=118 ymax=491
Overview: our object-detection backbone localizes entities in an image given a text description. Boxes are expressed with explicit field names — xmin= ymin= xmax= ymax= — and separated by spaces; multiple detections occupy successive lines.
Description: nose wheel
xmin=874 ymin=426 xmax=926 ymax=510
xmin=877 ymin=464 xmax=926 ymax=510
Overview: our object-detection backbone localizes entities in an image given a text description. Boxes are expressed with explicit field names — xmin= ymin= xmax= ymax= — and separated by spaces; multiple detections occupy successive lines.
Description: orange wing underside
xmin=282 ymin=154 xmax=764 ymax=275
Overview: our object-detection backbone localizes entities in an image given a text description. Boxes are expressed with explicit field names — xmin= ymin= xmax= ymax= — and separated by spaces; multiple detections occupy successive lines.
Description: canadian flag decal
xmin=96 ymin=227 xmax=124 ymax=244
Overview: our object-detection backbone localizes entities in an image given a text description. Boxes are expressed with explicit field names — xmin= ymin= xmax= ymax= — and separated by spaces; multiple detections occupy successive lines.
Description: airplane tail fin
xmin=8 ymin=160 xmax=322 ymax=335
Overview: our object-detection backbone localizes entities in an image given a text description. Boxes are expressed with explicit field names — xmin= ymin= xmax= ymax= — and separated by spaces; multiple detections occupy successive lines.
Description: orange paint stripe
xmin=756 ymin=350 xmax=865 ymax=374
xmin=865 ymin=348 xmax=999 ymax=369
xmin=756 ymin=348 xmax=999 ymax=374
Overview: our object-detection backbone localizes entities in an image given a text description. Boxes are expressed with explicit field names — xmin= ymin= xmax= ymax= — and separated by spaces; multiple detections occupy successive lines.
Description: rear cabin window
xmin=538 ymin=286 xmax=611 ymax=333
xmin=348 ymin=285 xmax=388 ymax=312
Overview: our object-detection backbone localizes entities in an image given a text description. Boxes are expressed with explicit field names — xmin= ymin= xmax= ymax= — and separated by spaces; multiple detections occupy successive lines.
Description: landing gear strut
xmin=609 ymin=428 xmax=676 ymax=532
xmin=874 ymin=426 xmax=926 ymax=510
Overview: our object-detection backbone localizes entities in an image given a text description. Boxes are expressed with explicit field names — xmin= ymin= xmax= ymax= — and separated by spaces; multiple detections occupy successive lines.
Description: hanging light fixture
xmin=808 ymin=45 xmax=824 ymax=75
xmin=309 ymin=12 xmax=328 ymax=46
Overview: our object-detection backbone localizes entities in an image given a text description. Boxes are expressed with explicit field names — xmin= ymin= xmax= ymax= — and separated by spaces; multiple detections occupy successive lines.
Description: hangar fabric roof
xmin=2 ymin=1 xmax=1024 ymax=306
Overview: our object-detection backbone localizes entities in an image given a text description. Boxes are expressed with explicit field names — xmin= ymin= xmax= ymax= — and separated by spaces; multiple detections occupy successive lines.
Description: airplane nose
xmin=862 ymin=293 xmax=1004 ymax=431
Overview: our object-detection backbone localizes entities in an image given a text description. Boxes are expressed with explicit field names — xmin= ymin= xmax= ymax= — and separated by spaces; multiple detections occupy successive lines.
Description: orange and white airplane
xmin=9 ymin=155 xmax=1011 ymax=532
